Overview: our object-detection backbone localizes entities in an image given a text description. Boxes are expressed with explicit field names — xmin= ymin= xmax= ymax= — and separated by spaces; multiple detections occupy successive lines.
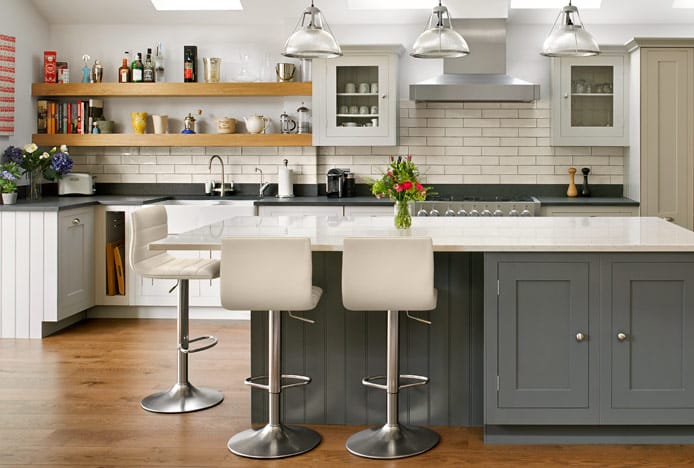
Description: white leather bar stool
xmin=220 ymin=237 xmax=322 ymax=459
xmin=342 ymin=237 xmax=439 ymax=459
xmin=129 ymin=205 xmax=223 ymax=413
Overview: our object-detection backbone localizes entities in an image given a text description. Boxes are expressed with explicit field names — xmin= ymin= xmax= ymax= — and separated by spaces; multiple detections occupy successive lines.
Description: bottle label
xmin=132 ymin=69 xmax=143 ymax=82
xmin=184 ymin=63 xmax=193 ymax=81
xmin=144 ymin=69 xmax=154 ymax=82
xmin=120 ymin=69 xmax=128 ymax=82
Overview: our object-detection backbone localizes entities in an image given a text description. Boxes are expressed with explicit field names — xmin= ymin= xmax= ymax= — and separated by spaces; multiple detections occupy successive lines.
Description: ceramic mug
xmin=97 ymin=120 xmax=114 ymax=134
xmin=358 ymin=82 xmax=370 ymax=93
xmin=339 ymin=105 xmax=349 ymax=114
xmin=359 ymin=106 xmax=369 ymax=115
xmin=216 ymin=117 xmax=236 ymax=134
xmin=152 ymin=114 xmax=168 ymax=134
xmin=349 ymin=105 xmax=359 ymax=114
xmin=345 ymin=82 xmax=356 ymax=93
xmin=370 ymin=105 xmax=378 ymax=114
xmin=131 ymin=112 xmax=147 ymax=134
xmin=370 ymin=82 xmax=378 ymax=93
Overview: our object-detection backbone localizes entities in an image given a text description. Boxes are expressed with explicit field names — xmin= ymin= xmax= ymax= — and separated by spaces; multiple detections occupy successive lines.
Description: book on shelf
xmin=37 ymin=100 xmax=48 ymax=134
xmin=36 ymin=98 xmax=105 ymax=135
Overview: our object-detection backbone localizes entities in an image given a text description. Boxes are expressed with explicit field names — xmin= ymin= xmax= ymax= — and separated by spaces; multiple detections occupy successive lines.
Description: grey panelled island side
xmin=151 ymin=216 xmax=694 ymax=444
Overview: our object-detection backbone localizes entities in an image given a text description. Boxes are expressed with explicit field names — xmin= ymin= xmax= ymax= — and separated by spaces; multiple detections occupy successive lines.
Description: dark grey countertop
xmin=535 ymin=196 xmax=639 ymax=206
xmin=0 ymin=194 xmax=638 ymax=211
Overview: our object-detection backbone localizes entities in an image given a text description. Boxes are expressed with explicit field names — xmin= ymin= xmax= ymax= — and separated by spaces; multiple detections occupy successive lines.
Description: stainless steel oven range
xmin=413 ymin=197 xmax=540 ymax=217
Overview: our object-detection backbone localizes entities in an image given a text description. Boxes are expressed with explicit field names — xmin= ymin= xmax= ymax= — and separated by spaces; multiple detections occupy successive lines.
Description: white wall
xmin=0 ymin=0 xmax=49 ymax=148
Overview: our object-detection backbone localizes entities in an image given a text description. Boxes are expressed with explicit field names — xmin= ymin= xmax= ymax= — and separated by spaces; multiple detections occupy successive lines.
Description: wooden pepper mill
xmin=567 ymin=167 xmax=578 ymax=197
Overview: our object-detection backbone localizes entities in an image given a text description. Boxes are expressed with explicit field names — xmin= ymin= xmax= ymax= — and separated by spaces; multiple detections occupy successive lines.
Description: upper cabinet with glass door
xmin=551 ymin=48 xmax=629 ymax=146
xmin=312 ymin=45 xmax=403 ymax=146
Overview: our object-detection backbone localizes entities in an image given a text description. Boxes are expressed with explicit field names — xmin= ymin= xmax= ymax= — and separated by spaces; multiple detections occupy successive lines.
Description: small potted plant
xmin=0 ymin=161 xmax=21 ymax=205
xmin=371 ymin=155 xmax=430 ymax=229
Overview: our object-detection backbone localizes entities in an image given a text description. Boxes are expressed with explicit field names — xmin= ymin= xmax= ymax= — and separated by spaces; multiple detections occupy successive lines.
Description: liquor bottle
xmin=143 ymin=48 xmax=155 ymax=83
xmin=131 ymin=52 xmax=144 ymax=83
xmin=184 ymin=51 xmax=194 ymax=82
xmin=118 ymin=57 xmax=130 ymax=83
xmin=154 ymin=42 xmax=165 ymax=82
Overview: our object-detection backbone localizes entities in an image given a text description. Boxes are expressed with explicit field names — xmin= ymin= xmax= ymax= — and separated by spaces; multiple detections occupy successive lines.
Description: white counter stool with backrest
xmin=342 ymin=237 xmax=439 ymax=459
xmin=130 ymin=205 xmax=223 ymax=413
xmin=220 ymin=237 xmax=322 ymax=459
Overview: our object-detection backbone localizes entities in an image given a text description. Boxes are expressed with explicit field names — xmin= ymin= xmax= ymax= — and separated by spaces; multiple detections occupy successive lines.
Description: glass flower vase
xmin=394 ymin=200 xmax=412 ymax=229
xmin=27 ymin=169 xmax=42 ymax=201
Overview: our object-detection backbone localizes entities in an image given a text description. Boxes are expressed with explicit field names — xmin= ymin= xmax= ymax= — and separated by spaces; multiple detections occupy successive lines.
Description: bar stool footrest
xmin=244 ymin=374 xmax=312 ymax=391
xmin=180 ymin=335 xmax=218 ymax=354
xmin=362 ymin=374 xmax=429 ymax=391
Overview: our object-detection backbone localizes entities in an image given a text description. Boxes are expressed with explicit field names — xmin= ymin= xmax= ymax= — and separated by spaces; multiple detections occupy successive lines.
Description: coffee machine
xmin=326 ymin=168 xmax=346 ymax=198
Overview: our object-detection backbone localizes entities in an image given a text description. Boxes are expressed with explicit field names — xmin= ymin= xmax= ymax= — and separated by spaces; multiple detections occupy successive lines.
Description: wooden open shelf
xmin=32 ymin=82 xmax=312 ymax=97
xmin=31 ymin=133 xmax=313 ymax=147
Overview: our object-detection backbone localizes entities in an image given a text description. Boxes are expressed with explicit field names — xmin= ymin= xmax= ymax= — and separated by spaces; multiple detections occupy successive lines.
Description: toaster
xmin=58 ymin=173 xmax=95 ymax=195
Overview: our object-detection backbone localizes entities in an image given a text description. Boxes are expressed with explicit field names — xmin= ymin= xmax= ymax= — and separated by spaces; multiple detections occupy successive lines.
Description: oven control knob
xmin=429 ymin=208 xmax=440 ymax=217
xmin=444 ymin=208 xmax=457 ymax=217
xmin=416 ymin=208 xmax=428 ymax=217
xmin=520 ymin=209 xmax=532 ymax=217
xmin=481 ymin=209 xmax=492 ymax=217
xmin=509 ymin=209 xmax=520 ymax=217
xmin=457 ymin=209 xmax=468 ymax=217
xmin=493 ymin=209 xmax=504 ymax=217
xmin=469 ymin=209 xmax=480 ymax=217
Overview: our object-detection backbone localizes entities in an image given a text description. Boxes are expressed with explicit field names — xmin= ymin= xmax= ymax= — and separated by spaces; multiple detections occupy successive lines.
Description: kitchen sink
xmin=156 ymin=199 xmax=256 ymax=234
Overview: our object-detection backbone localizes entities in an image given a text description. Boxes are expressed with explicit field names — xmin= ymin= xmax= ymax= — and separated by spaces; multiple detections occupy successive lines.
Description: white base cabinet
xmin=58 ymin=208 xmax=94 ymax=321
xmin=540 ymin=205 xmax=639 ymax=217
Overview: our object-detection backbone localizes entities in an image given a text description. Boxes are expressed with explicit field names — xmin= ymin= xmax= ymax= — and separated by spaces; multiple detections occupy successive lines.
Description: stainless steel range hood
xmin=409 ymin=19 xmax=540 ymax=102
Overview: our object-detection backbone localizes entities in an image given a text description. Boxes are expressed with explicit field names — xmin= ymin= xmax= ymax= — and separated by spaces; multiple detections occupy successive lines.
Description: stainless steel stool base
xmin=141 ymin=383 xmax=223 ymax=414
xmin=227 ymin=423 xmax=321 ymax=459
xmin=346 ymin=423 xmax=439 ymax=459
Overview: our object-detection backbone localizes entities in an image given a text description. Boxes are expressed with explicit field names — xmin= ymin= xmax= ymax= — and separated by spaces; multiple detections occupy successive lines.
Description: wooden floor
xmin=2 ymin=319 xmax=694 ymax=467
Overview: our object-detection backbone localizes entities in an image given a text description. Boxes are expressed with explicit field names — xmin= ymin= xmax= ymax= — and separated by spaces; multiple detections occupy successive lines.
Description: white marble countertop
xmin=149 ymin=216 xmax=694 ymax=252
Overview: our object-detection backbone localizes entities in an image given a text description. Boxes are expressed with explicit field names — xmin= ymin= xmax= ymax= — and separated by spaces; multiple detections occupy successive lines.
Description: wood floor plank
xmin=1 ymin=318 xmax=694 ymax=467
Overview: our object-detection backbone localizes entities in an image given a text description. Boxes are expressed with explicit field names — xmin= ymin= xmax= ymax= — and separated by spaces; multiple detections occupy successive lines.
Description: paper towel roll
xmin=278 ymin=166 xmax=294 ymax=198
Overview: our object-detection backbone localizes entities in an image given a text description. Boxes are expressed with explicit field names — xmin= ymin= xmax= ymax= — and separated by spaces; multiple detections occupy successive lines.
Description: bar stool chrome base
xmin=227 ymin=423 xmax=321 ymax=459
xmin=346 ymin=423 xmax=439 ymax=459
xmin=141 ymin=382 xmax=223 ymax=414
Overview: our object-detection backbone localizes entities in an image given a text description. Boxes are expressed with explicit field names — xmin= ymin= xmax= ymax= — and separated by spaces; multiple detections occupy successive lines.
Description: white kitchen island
xmin=153 ymin=216 xmax=694 ymax=444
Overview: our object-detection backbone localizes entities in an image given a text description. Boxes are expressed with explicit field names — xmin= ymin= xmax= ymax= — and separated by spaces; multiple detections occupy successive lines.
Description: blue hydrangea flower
xmin=1 ymin=170 xmax=16 ymax=180
xmin=2 ymin=146 xmax=23 ymax=165
xmin=50 ymin=152 xmax=73 ymax=175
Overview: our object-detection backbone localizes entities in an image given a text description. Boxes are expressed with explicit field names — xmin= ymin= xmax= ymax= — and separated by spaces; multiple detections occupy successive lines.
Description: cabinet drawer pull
xmin=617 ymin=332 xmax=628 ymax=342
xmin=575 ymin=332 xmax=586 ymax=342
xmin=72 ymin=218 xmax=81 ymax=225
xmin=663 ymin=217 xmax=674 ymax=222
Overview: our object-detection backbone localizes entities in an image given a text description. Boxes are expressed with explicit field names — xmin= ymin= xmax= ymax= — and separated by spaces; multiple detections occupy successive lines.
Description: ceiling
xmin=29 ymin=0 xmax=694 ymax=25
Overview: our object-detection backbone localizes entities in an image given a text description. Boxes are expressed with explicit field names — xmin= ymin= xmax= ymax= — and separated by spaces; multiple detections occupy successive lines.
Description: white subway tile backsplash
xmin=79 ymin=101 xmax=623 ymax=187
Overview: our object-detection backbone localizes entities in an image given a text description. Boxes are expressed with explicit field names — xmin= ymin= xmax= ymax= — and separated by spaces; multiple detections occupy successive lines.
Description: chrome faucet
xmin=255 ymin=167 xmax=272 ymax=198
xmin=208 ymin=155 xmax=226 ymax=197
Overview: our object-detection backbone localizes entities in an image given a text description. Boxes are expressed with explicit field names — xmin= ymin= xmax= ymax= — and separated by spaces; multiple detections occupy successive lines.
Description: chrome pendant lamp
xmin=282 ymin=1 xmax=342 ymax=59
xmin=541 ymin=1 xmax=600 ymax=57
xmin=410 ymin=0 xmax=469 ymax=59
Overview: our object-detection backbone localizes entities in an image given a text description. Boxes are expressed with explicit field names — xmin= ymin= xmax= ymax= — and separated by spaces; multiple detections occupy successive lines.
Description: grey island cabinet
xmin=150 ymin=215 xmax=694 ymax=444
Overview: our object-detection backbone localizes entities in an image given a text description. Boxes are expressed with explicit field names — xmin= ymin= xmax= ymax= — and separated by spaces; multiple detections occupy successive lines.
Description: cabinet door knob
xmin=381 ymin=94 xmax=387 ymax=99
xmin=576 ymin=332 xmax=586 ymax=342
xmin=72 ymin=218 xmax=81 ymax=225
xmin=617 ymin=332 xmax=628 ymax=342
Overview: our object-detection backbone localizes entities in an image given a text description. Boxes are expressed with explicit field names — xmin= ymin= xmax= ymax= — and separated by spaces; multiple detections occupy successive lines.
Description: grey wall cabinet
xmin=601 ymin=255 xmax=694 ymax=424
xmin=488 ymin=253 xmax=694 ymax=427
xmin=485 ymin=254 xmax=600 ymax=425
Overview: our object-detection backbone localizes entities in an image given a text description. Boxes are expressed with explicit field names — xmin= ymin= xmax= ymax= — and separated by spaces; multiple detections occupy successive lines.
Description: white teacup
xmin=345 ymin=82 xmax=356 ymax=93
xmin=349 ymin=105 xmax=359 ymax=114
xmin=359 ymin=106 xmax=369 ymax=115
xmin=358 ymin=82 xmax=370 ymax=93
xmin=339 ymin=105 xmax=349 ymax=114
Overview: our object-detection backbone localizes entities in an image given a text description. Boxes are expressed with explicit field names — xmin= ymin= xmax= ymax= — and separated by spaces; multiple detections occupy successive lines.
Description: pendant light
xmin=540 ymin=1 xmax=600 ymax=57
xmin=282 ymin=1 xmax=342 ymax=59
xmin=410 ymin=1 xmax=469 ymax=59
